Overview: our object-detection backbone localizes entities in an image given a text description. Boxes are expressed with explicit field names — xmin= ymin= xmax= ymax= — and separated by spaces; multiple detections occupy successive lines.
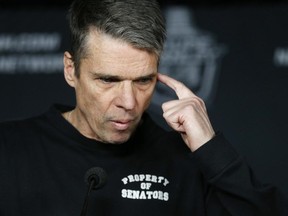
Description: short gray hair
xmin=68 ymin=0 xmax=166 ymax=77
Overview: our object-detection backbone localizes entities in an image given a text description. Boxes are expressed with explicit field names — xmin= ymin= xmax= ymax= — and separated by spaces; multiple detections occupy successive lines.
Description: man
xmin=0 ymin=0 xmax=285 ymax=215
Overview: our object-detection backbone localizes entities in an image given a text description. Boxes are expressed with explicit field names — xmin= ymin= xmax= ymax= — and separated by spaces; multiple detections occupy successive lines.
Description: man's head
xmin=63 ymin=0 xmax=166 ymax=144
xmin=68 ymin=0 xmax=166 ymax=77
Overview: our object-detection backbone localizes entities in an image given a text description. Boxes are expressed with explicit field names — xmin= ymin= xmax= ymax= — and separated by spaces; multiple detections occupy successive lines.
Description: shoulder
xmin=0 ymin=104 xmax=71 ymax=137
xmin=0 ymin=115 xmax=44 ymax=141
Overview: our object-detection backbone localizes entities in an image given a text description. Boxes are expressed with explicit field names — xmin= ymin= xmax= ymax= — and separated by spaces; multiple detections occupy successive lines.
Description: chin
xmin=111 ymin=127 xmax=139 ymax=144
xmin=105 ymin=134 xmax=132 ymax=144
xmin=115 ymin=135 xmax=132 ymax=144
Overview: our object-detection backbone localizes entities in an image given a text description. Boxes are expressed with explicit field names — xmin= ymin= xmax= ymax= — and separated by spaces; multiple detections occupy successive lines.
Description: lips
xmin=111 ymin=119 xmax=134 ymax=130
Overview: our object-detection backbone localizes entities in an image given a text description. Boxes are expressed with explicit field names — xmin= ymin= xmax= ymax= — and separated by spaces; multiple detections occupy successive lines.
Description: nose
xmin=115 ymin=81 xmax=136 ymax=111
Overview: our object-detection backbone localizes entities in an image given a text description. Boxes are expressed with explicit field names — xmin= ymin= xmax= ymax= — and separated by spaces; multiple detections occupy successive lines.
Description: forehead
xmin=82 ymin=30 xmax=158 ymax=78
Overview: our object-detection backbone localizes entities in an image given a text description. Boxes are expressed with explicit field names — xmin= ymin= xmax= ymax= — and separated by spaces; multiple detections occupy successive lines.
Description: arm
xmin=158 ymin=73 xmax=286 ymax=215
xmin=194 ymin=133 xmax=285 ymax=215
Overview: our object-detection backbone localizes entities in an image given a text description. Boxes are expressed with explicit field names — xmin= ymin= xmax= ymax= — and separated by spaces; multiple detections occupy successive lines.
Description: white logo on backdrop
xmin=152 ymin=6 xmax=227 ymax=111
xmin=0 ymin=33 xmax=63 ymax=74
xmin=274 ymin=47 xmax=288 ymax=67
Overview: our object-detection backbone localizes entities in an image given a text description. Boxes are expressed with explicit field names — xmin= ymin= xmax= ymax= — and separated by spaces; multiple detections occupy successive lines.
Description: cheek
xmin=76 ymin=83 xmax=95 ymax=104
xmin=137 ymin=86 xmax=155 ymax=108
xmin=76 ymin=82 xmax=105 ymax=111
xmin=88 ymin=89 xmax=118 ymax=116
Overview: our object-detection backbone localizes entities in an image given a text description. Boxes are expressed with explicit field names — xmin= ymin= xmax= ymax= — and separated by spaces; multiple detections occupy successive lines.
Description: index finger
xmin=157 ymin=73 xmax=195 ymax=99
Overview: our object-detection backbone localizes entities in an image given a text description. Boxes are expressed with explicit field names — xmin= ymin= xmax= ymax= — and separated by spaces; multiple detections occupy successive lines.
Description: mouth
xmin=110 ymin=119 xmax=134 ymax=131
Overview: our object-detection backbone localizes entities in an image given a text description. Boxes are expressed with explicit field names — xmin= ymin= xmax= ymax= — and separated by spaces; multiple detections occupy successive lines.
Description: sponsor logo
xmin=274 ymin=47 xmax=288 ymax=67
xmin=0 ymin=33 xmax=63 ymax=74
xmin=152 ymin=6 xmax=227 ymax=111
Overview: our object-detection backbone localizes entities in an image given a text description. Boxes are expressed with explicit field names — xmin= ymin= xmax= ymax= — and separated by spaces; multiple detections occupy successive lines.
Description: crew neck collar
xmin=44 ymin=104 xmax=149 ymax=155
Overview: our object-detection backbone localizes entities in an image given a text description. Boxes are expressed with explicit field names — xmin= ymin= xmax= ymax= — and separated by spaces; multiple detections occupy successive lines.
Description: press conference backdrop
xmin=1 ymin=3 xmax=288 ymax=200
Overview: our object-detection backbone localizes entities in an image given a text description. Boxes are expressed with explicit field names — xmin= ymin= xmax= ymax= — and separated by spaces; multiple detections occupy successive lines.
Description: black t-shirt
xmin=0 ymin=105 xmax=284 ymax=215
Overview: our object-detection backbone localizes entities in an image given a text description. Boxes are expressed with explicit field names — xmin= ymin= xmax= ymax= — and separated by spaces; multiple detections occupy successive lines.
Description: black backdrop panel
xmin=0 ymin=9 xmax=75 ymax=121
xmin=1 ymin=4 xmax=288 ymax=200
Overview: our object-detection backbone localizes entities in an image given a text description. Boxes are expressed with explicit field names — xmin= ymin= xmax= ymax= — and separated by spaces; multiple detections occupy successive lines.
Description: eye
xmin=135 ymin=77 xmax=153 ymax=85
xmin=98 ymin=77 xmax=119 ymax=84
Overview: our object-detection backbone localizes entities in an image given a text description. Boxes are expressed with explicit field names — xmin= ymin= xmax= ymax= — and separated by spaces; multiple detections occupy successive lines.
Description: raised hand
xmin=157 ymin=73 xmax=215 ymax=152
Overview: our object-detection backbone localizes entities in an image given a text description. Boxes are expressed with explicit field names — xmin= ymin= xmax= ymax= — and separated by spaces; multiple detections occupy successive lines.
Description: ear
xmin=63 ymin=51 xmax=76 ymax=87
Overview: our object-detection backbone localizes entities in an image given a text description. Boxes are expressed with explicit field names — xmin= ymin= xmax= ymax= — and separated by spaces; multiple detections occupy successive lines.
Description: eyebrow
xmin=90 ymin=72 xmax=157 ymax=81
